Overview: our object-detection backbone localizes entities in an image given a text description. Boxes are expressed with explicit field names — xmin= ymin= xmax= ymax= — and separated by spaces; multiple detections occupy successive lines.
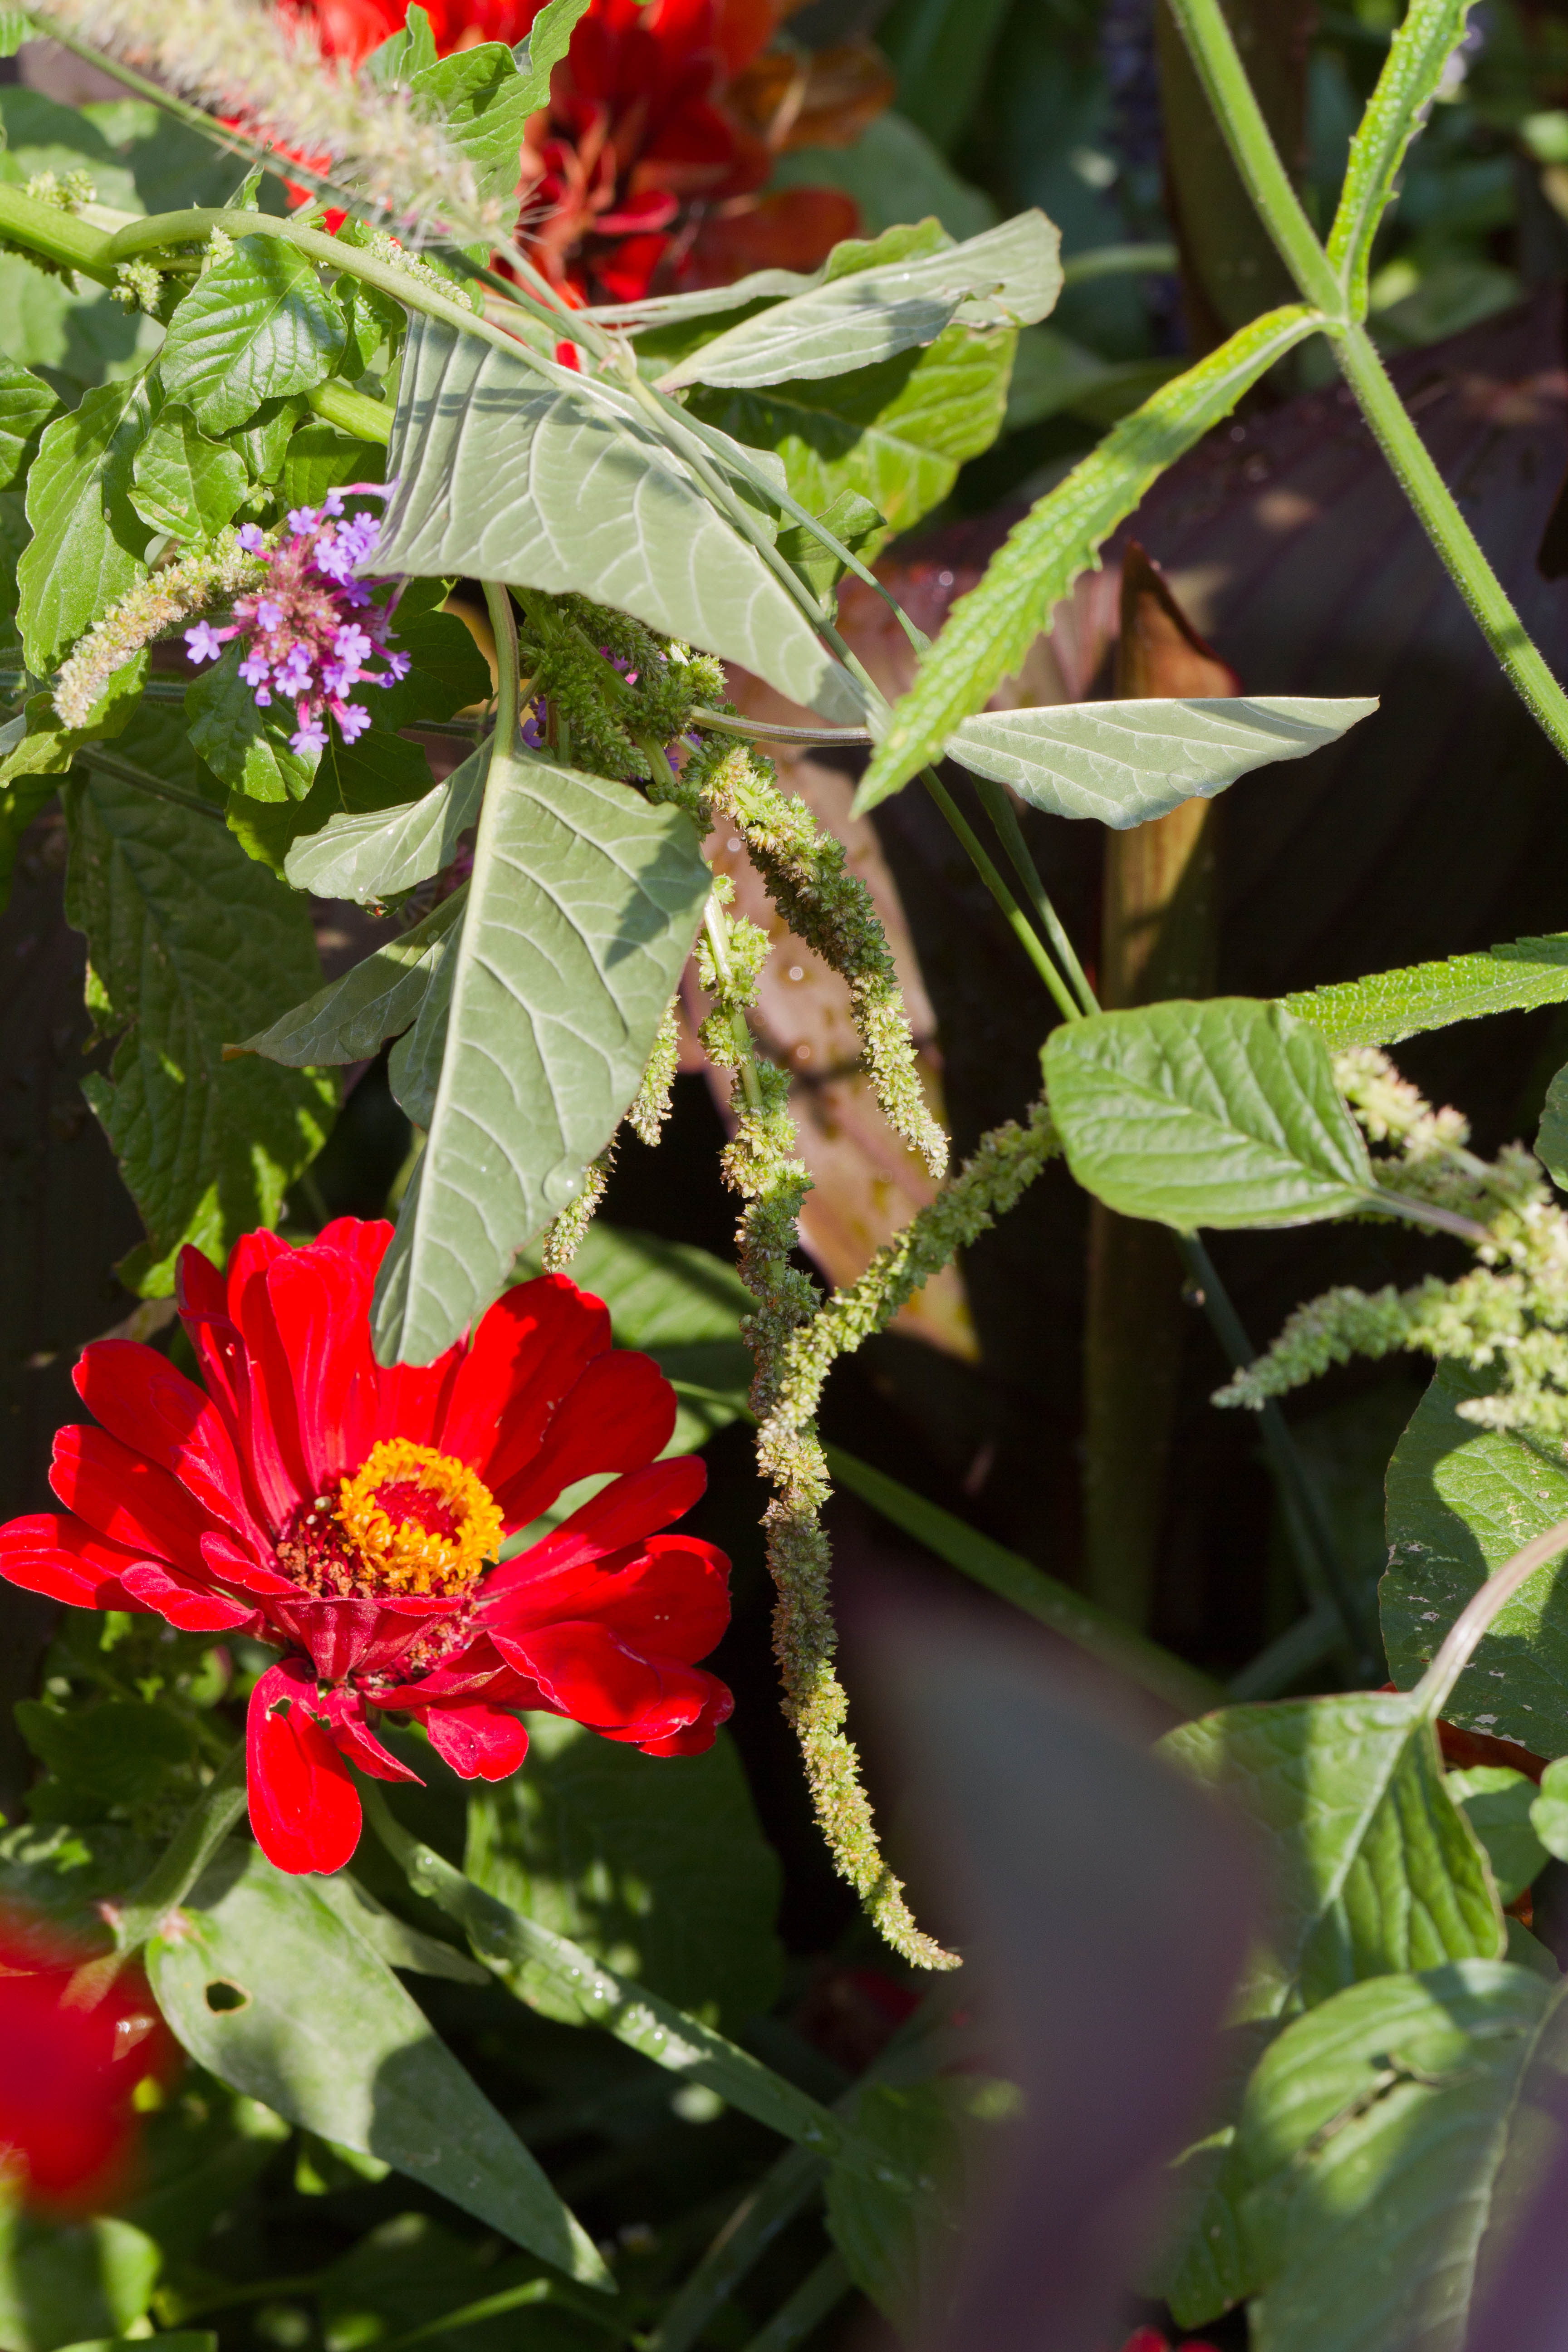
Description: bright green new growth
xmin=1218 ymin=1047 xmax=1568 ymax=1436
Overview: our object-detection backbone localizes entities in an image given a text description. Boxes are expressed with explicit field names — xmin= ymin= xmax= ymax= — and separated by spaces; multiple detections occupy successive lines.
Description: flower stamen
xmin=334 ymin=1439 xmax=503 ymax=1597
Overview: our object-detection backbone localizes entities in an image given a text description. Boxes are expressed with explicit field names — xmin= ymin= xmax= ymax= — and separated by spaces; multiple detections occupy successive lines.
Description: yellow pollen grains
xmin=335 ymin=1437 xmax=504 ymax=1598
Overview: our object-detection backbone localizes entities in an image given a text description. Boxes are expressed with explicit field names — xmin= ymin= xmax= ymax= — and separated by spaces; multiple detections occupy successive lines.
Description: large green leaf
xmin=466 ymin=1716 xmax=783 ymax=2029
xmin=853 ymin=303 xmax=1321 ymax=813
xmin=409 ymin=41 xmax=539 ymax=207
xmin=147 ymin=1847 xmax=609 ymax=2287
xmin=128 ymin=403 xmax=249 ymax=542
xmin=18 ymin=372 xmax=152 ymax=671
xmin=63 ymin=770 xmax=337 ymax=1293
xmin=947 ymin=696 xmax=1377 ymax=827
xmin=1382 ymin=1361 xmax=1568 ymax=1755
xmin=0 ymin=350 xmax=56 ymax=488
xmin=686 ymin=320 xmax=1016 ymax=555
xmin=1281 ymin=933 xmax=1568 ymax=1053
xmin=1165 ymin=1691 xmax=1502 ymax=2027
xmin=186 ymin=645 xmax=319 ymax=805
xmin=284 ymin=743 xmax=488 ymax=903
xmin=0 ymin=2211 xmax=160 ymax=2352
xmin=657 ymin=212 xmax=1060 ymax=391
xmin=234 ymin=888 xmax=466 ymax=1068
xmin=1235 ymin=1960 xmax=1552 ymax=2352
xmin=370 ymin=750 xmax=710 ymax=1364
xmin=1044 ymin=998 xmax=1375 ymax=1231
xmin=1327 ymin=0 xmax=1475 ymax=314
xmin=158 ymin=236 xmax=346 ymax=435
xmin=512 ymin=0 xmax=592 ymax=101
xmin=372 ymin=316 xmax=867 ymax=725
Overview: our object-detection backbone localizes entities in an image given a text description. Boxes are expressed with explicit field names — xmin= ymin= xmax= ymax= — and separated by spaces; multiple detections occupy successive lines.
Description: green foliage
xmin=1282 ymin=934 xmax=1568 ymax=1054
xmin=1327 ymin=0 xmax=1480 ymax=316
xmin=186 ymin=645 xmax=319 ymax=804
xmin=1045 ymin=999 xmax=1376 ymax=1232
xmin=1531 ymin=1756 xmax=1568 ymax=1859
xmin=63 ymin=770 xmax=337 ymax=1292
xmin=18 ymin=373 xmax=151 ymax=672
xmin=1382 ymin=1362 xmax=1568 ymax=1754
xmin=370 ymin=752 xmax=710 ymax=1364
xmin=373 ymin=316 xmax=869 ymax=724
xmin=128 ymin=403 xmax=249 ymax=542
xmin=1446 ymin=1766 xmax=1546 ymax=1905
xmin=147 ymin=1846 xmax=609 ymax=2286
xmin=283 ymin=745 xmax=486 ymax=902
xmin=1233 ymin=1962 xmax=1553 ymax=2352
xmin=0 ymin=2210 xmax=162 ymax=2352
xmin=0 ymin=351 xmax=56 ymax=487
xmin=238 ymin=888 xmax=465 ymax=1066
xmin=949 ymin=695 xmax=1377 ymax=828
xmin=158 ymin=237 xmax=347 ymax=435
xmin=824 ymin=2078 xmax=1005 ymax=2332
xmin=466 ymin=1716 xmax=783 ymax=2029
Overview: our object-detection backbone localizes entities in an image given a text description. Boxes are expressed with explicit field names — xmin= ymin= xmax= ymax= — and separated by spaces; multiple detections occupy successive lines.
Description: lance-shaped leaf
xmin=63 ymin=770 xmax=337 ymax=1294
xmin=1044 ymin=998 xmax=1375 ymax=1231
xmin=371 ymin=748 xmax=710 ymax=1364
xmin=233 ymin=889 xmax=466 ymax=1068
xmin=657 ymin=212 xmax=1061 ymax=391
xmin=408 ymin=43 xmax=536 ymax=208
xmin=284 ymin=743 xmax=488 ymax=904
xmin=1382 ymin=1361 xmax=1568 ymax=1756
xmin=1328 ymin=0 xmax=1477 ymax=314
xmin=147 ymin=1847 xmax=609 ymax=2287
xmin=853 ymin=303 xmax=1322 ymax=813
xmin=159 ymin=236 xmax=347 ymax=436
xmin=370 ymin=316 xmax=867 ymax=725
xmin=1234 ymin=1960 xmax=1553 ymax=2352
xmin=947 ymin=696 xmax=1377 ymax=827
xmin=1280 ymin=933 xmax=1568 ymax=1053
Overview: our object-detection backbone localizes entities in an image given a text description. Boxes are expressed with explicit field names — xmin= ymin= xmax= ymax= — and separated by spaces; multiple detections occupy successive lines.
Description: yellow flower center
xmin=334 ymin=1438 xmax=504 ymax=1598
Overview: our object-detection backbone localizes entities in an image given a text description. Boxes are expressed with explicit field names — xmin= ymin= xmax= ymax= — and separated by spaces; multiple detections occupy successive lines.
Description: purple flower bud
xmin=384 ymin=648 xmax=412 ymax=681
xmin=239 ymin=652 xmax=271 ymax=689
xmin=238 ymin=523 xmax=267 ymax=553
xmin=185 ymin=620 xmax=226 ymax=663
xmin=323 ymin=488 xmax=347 ymax=517
xmin=335 ymin=703 xmax=372 ymax=744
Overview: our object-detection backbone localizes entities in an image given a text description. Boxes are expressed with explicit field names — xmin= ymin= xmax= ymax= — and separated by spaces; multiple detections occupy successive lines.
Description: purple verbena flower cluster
xmin=185 ymin=487 xmax=410 ymax=758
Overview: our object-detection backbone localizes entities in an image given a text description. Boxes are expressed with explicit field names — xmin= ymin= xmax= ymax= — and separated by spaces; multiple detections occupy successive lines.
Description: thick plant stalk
xmin=1083 ymin=546 xmax=1229 ymax=1627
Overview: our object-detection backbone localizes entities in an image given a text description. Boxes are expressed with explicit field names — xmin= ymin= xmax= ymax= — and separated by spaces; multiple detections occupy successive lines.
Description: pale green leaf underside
xmin=1382 ymin=1360 xmax=1568 ymax=1755
xmin=853 ymin=303 xmax=1321 ymax=813
xmin=947 ymin=696 xmax=1377 ymax=828
xmin=284 ymin=742 xmax=488 ymax=903
xmin=657 ymin=211 xmax=1061 ymax=391
xmin=372 ymin=317 xmax=866 ymax=724
xmin=234 ymin=888 xmax=465 ymax=1068
xmin=147 ymin=1848 xmax=608 ymax=2285
xmin=1044 ymin=998 xmax=1374 ymax=1231
xmin=371 ymin=750 xmax=710 ymax=1365
xmin=1281 ymin=933 xmax=1568 ymax=1052
xmin=1237 ymin=1962 xmax=1552 ymax=2352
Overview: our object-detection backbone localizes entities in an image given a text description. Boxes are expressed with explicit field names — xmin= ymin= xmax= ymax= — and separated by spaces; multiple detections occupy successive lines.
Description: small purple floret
xmin=185 ymin=620 xmax=225 ymax=664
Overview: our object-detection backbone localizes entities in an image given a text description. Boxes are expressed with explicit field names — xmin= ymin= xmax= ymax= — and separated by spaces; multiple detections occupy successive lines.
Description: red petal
xmin=492 ymin=1349 xmax=677 ymax=1531
xmin=74 ymin=1339 xmax=262 ymax=1548
xmin=496 ymin=1618 xmax=678 ymax=1730
xmin=421 ymin=1703 xmax=529 ymax=1780
xmin=0 ymin=1512 xmax=144 ymax=1610
xmin=318 ymin=1688 xmax=424 ymax=1783
xmin=596 ymin=1661 xmax=734 ymax=1751
xmin=246 ymin=1663 xmax=361 ymax=1874
xmin=50 ymin=1425 xmax=217 ymax=1566
xmin=263 ymin=1591 xmax=446 ymax=1683
xmin=488 ymin=1530 xmax=729 ymax=1661
xmin=264 ymin=1241 xmax=380 ymax=1489
xmin=376 ymin=1343 xmax=464 ymax=1451
xmin=200 ymin=1530 xmax=298 ymax=1598
xmin=228 ymin=1236 xmax=312 ymax=1515
xmin=118 ymin=1560 xmax=256 ymax=1632
xmin=487 ymin=1456 xmax=706 ymax=1598
xmin=441 ymin=1276 xmax=610 ymax=1480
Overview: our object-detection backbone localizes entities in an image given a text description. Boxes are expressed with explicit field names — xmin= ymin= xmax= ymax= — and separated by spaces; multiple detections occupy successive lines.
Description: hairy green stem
xmin=970 ymin=771 xmax=1098 ymax=1015
xmin=689 ymin=707 xmax=874 ymax=747
xmin=1327 ymin=323 xmax=1568 ymax=765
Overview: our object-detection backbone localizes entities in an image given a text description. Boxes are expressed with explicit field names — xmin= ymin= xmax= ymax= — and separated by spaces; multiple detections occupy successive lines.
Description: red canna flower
xmin=0 ymin=1219 xmax=733 ymax=1877
xmin=0 ymin=1910 xmax=175 ymax=2210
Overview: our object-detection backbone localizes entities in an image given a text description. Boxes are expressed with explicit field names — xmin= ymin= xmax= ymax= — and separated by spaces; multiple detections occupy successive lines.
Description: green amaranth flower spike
xmin=1217 ymin=1045 xmax=1568 ymax=1438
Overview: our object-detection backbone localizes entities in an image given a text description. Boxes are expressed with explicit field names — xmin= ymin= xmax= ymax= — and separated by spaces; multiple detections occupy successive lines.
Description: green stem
xmin=112 ymin=1744 xmax=248 ymax=1955
xmin=1328 ymin=322 xmax=1568 ymax=765
xmin=920 ymin=767 xmax=1081 ymax=1020
xmin=969 ymin=771 xmax=1098 ymax=1016
xmin=1161 ymin=0 xmax=1343 ymax=316
xmin=306 ymin=377 xmax=392 ymax=446
xmin=481 ymin=581 xmax=521 ymax=750
xmin=0 ymin=181 xmax=121 ymax=284
xmin=689 ymin=707 xmax=873 ymax=747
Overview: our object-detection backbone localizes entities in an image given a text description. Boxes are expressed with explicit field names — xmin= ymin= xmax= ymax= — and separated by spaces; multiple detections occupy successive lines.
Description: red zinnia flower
xmin=0 ymin=1911 xmax=175 ymax=2209
xmin=0 ymin=1219 xmax=733 ymax=1877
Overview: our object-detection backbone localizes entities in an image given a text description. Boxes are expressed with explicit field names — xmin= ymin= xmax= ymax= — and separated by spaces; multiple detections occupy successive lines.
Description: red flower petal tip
xmin=0 ymin=1221 xmax=733 ymax=1877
